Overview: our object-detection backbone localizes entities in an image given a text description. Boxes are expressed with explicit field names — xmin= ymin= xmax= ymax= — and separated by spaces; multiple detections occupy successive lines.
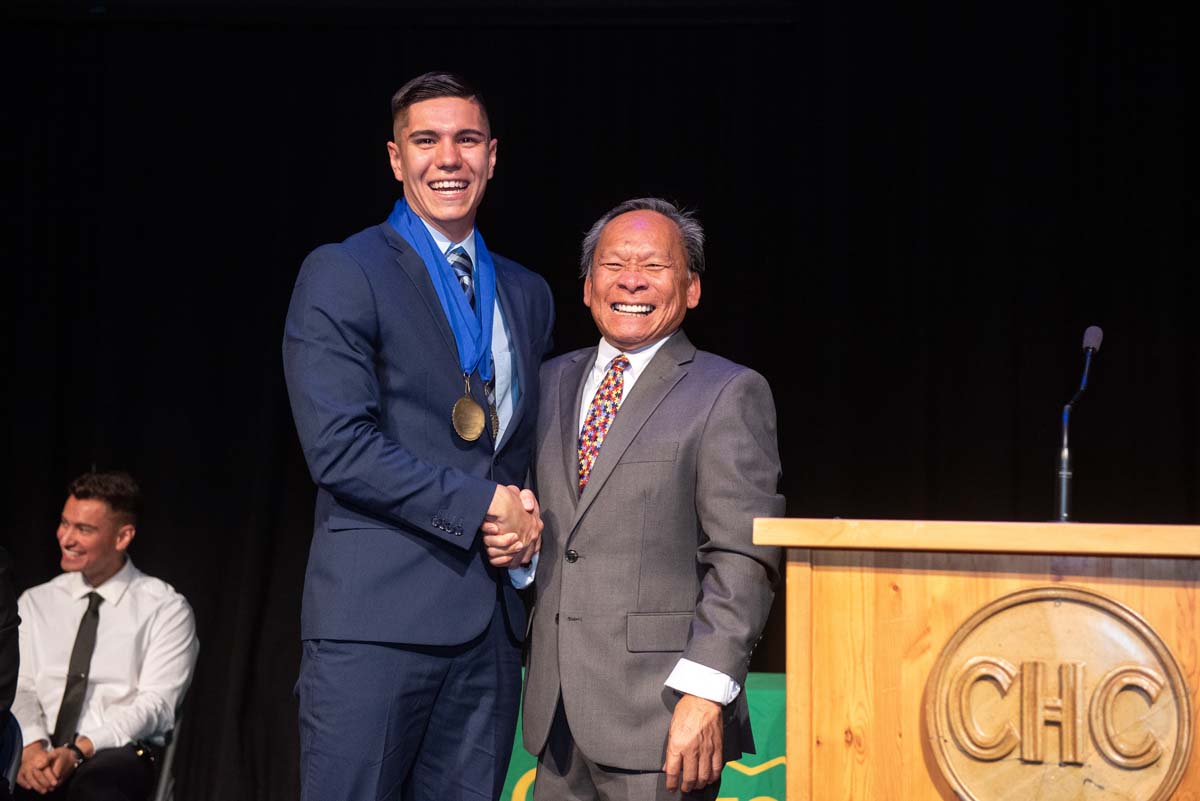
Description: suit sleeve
xmin=537 ymin=274 xmax=555 ymax=359
xmin=683 ymin=369 xmax=785 ymax=685
xmin=13 ymin=591 xmax=47 ymax=745
xmin=0 ymin=548 xmax=18 ymax=715
xmin=283 ymin=244 xmax=498 ymax=548
xmin=505 ymin=271 xmax=554 ymax=590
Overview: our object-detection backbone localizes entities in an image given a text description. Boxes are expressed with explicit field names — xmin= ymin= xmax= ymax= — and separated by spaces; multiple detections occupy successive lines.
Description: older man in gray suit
xmin=519 ymin=198 xmax=784 ymax=800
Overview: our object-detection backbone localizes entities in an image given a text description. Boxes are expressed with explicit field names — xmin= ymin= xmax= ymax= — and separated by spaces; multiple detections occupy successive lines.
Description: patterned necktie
xmin=577 ymin=354 xmax=630 ymax=495
xmin=447 ymin=246 xmax=474 ymax=308
xmin=447 ymin=245 xmax=498 ymax=437
xmin=52 ymin=591 xmax=103 ymax=746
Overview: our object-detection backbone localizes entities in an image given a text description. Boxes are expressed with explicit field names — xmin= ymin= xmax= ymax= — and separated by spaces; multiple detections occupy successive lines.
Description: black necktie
xmin=52 ymin=591 xmax=103 ymax=746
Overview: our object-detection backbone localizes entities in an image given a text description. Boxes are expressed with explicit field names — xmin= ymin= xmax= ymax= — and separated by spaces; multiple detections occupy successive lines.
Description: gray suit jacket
xmin=522 ymin=329 xmax=785 ymax=770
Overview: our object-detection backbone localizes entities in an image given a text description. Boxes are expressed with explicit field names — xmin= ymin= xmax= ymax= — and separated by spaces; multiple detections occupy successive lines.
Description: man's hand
xmin=17 ymin=742 xmax=61 ymax=793
xmin=481 ymin=485 xmax=542 ymax=568
xmin=47 ymin=747 xmax=79 ymax=783
xmin=662 ymin=694 xmax=724 ymax=793
xmin=508 ymin=488 xmax=542 ymax=566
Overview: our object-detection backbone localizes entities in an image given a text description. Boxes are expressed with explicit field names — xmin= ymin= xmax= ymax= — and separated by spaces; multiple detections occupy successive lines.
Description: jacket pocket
xmin=326 ymin=504 xmax=397 ymax=531
xmin=626 ymin=611 xmax=693 ymax=652
xmin=617 ymin=440 xmax=679 ymax=465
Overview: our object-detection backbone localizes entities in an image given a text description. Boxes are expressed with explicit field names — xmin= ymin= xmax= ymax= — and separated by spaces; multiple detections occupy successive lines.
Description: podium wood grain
xmin=756 ymin=519 xmax=1200 ymax=801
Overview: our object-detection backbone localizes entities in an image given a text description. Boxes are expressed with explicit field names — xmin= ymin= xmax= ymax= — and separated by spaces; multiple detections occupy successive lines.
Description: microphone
xmin=1054 ymin=326 xmax=1103 ymax=521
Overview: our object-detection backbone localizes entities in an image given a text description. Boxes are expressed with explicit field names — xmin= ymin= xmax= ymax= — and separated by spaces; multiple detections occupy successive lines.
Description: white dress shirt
xmin=580 ymin=336 xmax=742 ymax=706
xmin=574 ymin=337 xmax=671 ymax=432
xmin=13 ymin=558 xmax=199 ymax=750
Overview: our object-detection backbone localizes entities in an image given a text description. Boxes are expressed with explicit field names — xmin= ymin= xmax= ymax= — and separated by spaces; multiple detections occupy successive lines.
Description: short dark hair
xmin=579 ymin=197 xmax=706 ymax=278
xmin=67 ymin=471 xmax=143 ymax=526
xmin=390 ymin=71 xmax=490 ymax=133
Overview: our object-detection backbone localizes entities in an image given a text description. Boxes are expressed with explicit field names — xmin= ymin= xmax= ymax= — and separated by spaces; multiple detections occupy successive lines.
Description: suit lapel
xmin=384 ymin=224 xmax=501 ymax=449
xmin=558 ymin=350 xmax=594 ymax=507
xmin=569 ymin=331 xmax=695 ymax=533
xmin=381 ymin=224 xmax=459 ymax=365
xmin=495 ymin=267 xmax=530 ymax=451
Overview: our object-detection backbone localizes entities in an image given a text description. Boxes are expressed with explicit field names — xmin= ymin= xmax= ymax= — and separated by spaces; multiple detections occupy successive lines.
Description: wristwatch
xmin=66 ymin=739 xmax=87 ymax=766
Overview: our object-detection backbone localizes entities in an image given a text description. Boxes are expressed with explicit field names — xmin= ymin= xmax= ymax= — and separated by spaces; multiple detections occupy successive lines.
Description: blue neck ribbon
xmin=387 ymin=198 xmax=495 ymax=382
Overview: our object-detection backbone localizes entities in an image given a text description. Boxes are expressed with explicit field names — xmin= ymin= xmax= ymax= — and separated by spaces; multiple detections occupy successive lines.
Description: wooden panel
xmin=755 ymin=518 xmax=1200 ymax=557
xmin=784 ymin=547 xmax=1200 ymax=800
xmin=785 ymin=549 xmax=812 ymax=801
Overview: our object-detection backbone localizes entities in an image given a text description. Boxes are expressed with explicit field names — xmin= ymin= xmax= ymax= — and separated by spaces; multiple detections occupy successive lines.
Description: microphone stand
xmin=1054 ymin=348 xmax=1096 ymax=522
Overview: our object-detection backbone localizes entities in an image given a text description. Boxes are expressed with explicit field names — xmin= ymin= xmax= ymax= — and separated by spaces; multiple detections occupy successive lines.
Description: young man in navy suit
xmin=283 ymin=72 xmax=554 ymax=801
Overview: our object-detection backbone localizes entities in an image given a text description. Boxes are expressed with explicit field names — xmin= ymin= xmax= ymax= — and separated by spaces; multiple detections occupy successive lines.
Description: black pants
xmin=13 ymin=745 xmax=154 ymax=801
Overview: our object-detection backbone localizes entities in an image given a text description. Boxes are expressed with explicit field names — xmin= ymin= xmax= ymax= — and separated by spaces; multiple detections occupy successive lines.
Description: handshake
xmin=481 ymin=485 xmax=542 ymax=568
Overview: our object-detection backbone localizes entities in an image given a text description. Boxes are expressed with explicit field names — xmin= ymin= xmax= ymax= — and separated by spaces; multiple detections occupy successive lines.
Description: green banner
xmin=502 ymin=673 xmax=786 ymax=801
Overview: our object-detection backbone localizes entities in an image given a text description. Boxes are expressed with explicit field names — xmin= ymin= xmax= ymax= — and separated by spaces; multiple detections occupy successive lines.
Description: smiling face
xmin=583 ymin=210 xmax=701 ymax=351
xmin=386 ymin=96 xmax=497 ymax=242
xmin=57 ymin=495 xmax=134 ymax=587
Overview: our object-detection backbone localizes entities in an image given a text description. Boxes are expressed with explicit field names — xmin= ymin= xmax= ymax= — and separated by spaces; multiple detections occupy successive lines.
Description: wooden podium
xmin=753 ymin=519 xmax=1200 ymax=801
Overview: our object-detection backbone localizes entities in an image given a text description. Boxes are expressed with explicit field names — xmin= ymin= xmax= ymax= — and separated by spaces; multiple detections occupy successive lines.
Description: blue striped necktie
xmin=447 ymin=246 xmax=499 ymax=437
xmin=447 ymin=246 xmax=474 ymax=308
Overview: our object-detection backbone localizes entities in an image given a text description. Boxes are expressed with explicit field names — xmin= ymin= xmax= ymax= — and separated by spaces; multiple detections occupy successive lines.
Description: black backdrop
xmin=3 ymin=2 xmax=1194 ymax=799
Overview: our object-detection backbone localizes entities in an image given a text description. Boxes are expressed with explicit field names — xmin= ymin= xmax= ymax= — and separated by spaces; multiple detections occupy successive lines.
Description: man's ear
xmin=115 ymin=524 xmax=136 ymax=553
xmin=686 ymin=272 xmax=701 ymax=309
xmin=386 ymin=140 xmax=404 ymax=182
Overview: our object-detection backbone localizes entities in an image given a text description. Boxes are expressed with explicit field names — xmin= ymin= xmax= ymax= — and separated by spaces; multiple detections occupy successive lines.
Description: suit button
xmin=565 ymin=549 xmax=579 ymax=563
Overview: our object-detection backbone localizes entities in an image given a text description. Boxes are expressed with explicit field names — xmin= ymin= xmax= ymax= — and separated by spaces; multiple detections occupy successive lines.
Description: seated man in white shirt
xmin=13 ymin=472 xmax=198 ymax=801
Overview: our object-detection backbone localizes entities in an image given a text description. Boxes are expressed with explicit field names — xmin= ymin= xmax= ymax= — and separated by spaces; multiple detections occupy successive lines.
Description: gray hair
xmin=578 ymin=197 xmax=706 ymax=278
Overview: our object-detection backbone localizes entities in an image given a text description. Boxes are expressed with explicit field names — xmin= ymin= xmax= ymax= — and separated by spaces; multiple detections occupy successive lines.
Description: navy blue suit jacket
xmin=283 ymin=221 xmax=554 ymax=646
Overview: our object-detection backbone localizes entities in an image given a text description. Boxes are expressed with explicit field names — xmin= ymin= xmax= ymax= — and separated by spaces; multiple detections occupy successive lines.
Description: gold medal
xmin=452 ymin=375 xmax=486 ymax=441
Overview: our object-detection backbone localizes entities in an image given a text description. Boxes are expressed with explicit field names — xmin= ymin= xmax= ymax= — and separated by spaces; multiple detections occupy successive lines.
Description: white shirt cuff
xmin=22 ymin=727 xmax=49 ymax=749
xmin=507 ymin=552 xmax=538 ymax=589
xmin=664 ymin=658 xmax=742 ymax=705
xmin=81 ymin=726 xmax=120 ymax=753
